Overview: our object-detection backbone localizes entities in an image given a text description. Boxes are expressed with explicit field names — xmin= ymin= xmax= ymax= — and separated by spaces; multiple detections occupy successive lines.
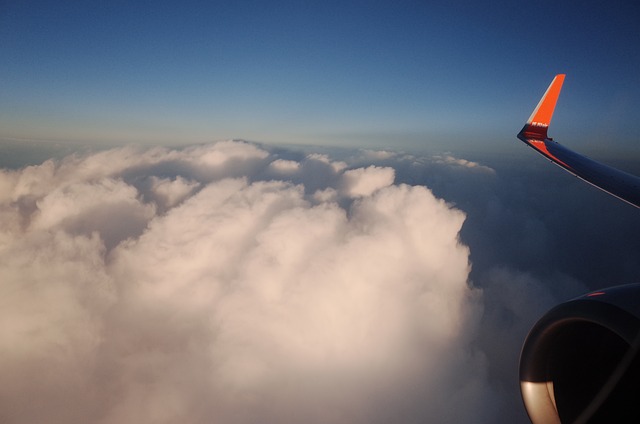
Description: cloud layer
xmin=0 ymin=141 xmax=499 ymax=424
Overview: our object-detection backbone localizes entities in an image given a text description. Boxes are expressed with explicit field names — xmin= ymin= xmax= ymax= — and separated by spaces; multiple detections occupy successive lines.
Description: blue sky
xmin=2 ymin=0 xmax=640 ymax=154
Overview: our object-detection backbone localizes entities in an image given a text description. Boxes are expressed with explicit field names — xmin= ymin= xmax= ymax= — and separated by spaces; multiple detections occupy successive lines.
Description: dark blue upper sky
xmin=2 ymin=0 xmax=640 ymax=154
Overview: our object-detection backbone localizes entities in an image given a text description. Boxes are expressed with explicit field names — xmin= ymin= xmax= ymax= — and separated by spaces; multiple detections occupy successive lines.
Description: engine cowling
xmin=520 ymin=284 xmax=640 ymax=423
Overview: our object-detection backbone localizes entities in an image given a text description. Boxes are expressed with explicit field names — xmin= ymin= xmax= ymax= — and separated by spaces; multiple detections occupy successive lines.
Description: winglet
xmin=518 ymin=74 xmax=565 ymax=141
xmin=515 ymin=74 xmax=640 ymax=208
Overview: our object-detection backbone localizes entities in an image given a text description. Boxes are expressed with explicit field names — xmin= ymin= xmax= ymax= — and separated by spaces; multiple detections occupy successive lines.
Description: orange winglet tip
xmin=519 ymin=74 xmax=565 ymax=141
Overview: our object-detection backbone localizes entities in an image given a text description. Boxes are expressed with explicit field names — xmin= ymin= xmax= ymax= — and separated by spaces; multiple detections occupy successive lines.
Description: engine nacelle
xmin=520 ymin=284 xmax=640 ymax=423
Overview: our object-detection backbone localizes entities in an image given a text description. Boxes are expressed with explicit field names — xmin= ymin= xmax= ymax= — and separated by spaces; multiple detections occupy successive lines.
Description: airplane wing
xmin=517 ymin=74 xmax=640 ymax=208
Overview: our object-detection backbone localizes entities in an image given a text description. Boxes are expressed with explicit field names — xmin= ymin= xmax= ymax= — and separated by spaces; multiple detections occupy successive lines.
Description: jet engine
xmin=520 ymin=284 xmax=640 ymax=423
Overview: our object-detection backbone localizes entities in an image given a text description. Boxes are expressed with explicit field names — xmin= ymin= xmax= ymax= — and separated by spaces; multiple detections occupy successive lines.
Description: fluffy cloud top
xmin=0 ymin=141 xmax=502 ymax=424
xmin=340 ymin=165 xmax=395 ymax=197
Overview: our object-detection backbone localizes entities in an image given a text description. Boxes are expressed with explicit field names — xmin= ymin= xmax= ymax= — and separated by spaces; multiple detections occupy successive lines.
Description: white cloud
xmin=148 ymin=176 xmax=200 ymax=210
xmin=306 ymin=153 xmax=347 ymax=172
xmin=268 ymin=158 xmax=301 ymax=173
xmin=187 ymin=140 xmax=269 ymax=168
xmin=0 ymin=141 xmax=499 ymax=424
xmin=358 ymin=149 xmax=397 ymax=160
xmin=312 ymin=187 xmax=338 ymax=203
xmin=433 ymin=154 xmax=496 ymax=174
xmin=340 ymin=165 xmax=395 ymax=198
xmin=32 ymin=178 xmax=156 ymax=249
